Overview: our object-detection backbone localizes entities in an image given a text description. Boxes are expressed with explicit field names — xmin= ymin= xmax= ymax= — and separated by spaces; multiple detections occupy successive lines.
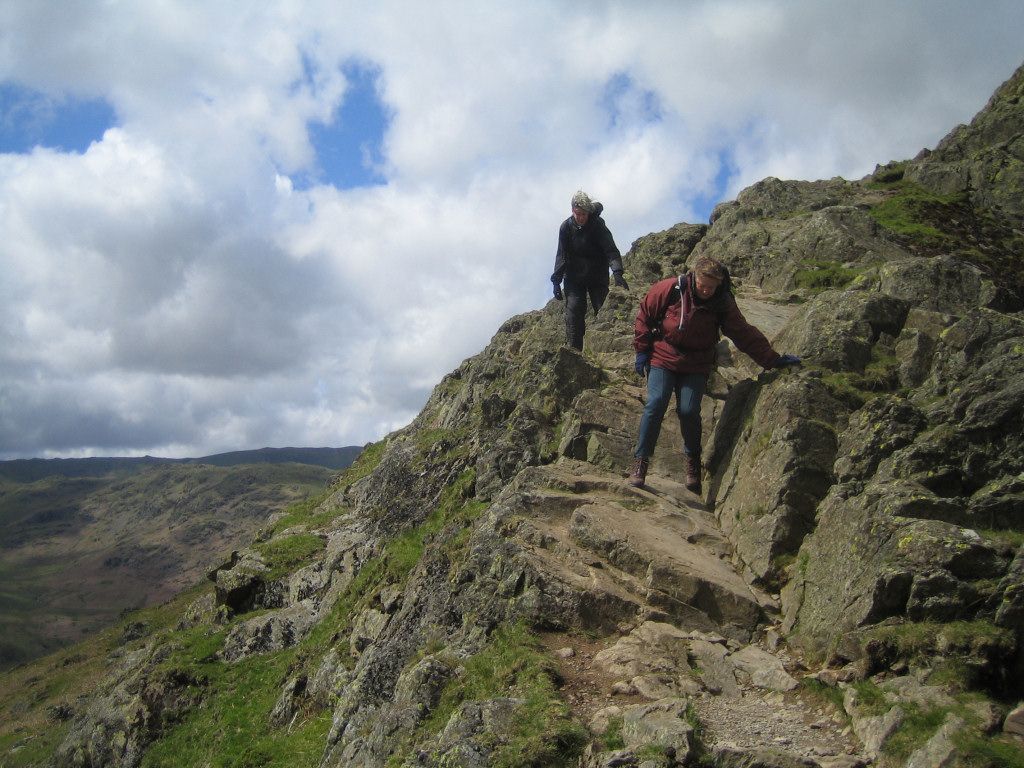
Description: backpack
xmin=647 ymin=268 xmax=732 ymax=341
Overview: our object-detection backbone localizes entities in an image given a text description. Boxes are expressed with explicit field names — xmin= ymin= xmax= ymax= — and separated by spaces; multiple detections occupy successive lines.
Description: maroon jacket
xmin=634 ymin=274 xmax=781 ymax=374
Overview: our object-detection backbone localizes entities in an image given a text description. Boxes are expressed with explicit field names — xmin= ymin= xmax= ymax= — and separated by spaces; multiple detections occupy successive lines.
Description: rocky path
xmin=510 ymin=454 xmax=868 ymax=766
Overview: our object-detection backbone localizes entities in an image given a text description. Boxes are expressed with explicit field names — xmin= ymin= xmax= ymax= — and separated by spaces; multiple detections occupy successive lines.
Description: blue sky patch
xmin=301 ymin=61 xmax=391 ymax=190
xmin=692 ymin=149 xmax=737 ymax=223
xmin=602 ymin=72 xmax=663 ymax=131
xmin=0 ymin=83 xmax=116 ymax=154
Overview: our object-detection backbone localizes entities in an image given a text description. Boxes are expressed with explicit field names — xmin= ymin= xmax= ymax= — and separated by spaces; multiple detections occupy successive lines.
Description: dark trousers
xmin=563 ymin=277 xmax=609 ymax=350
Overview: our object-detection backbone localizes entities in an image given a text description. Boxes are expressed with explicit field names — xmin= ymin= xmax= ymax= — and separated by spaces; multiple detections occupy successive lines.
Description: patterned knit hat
xmin=571 ymin=190 xmax=595 ymax=213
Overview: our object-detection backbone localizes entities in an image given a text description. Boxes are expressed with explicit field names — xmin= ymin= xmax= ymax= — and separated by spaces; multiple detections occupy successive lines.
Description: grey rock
xmin=1004 ymin=703 xmax=1024 ymax=738
xmin=729 ymin=645 xmax=799 ymax=692
xmin=350 ymin=608 xmax=390 ymax=657
xmin=620 ymin=697 xmax=694 ymax=763
xmin=712 ymin=743 xmax=822 ymax=767
xmin=220 ymin=601 xmax=318 ymax=662
xmin=689 ymin=638 xmax=739 ymax=697
xmin=209 ymin=549 xmax=272 ymax=614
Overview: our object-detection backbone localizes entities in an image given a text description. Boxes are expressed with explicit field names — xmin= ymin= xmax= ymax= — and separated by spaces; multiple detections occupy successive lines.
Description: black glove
xmin=775 ymin=354 xmax=802 ymax=368
xmin=634 ymin=351 xmax=651 ymax=377
xmin=613 ymin=271 xmax=629 ymax=290
xmin=553 ymin=283 xmax=563 ymax=301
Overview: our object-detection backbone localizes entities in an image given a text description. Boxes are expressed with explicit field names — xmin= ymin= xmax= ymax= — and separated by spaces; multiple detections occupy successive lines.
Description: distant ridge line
xmin=0 ymin=446 xmax=365 ymax=482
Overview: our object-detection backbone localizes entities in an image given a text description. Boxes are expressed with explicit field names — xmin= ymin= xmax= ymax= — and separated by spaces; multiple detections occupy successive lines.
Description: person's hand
xmin=553 ymin=283 xmax=563 ymax=301
xmin=634 ymin=351 xmax=651 ymax=377
xmin=613 ymin=271 xmax=629 ymax=290
xmin=775 ymin=354 xmax=802 ymax=368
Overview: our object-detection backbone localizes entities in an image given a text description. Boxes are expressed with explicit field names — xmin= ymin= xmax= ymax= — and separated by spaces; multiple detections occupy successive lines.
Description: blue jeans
xmin=635 ymin=366 xmax=708 ymax=459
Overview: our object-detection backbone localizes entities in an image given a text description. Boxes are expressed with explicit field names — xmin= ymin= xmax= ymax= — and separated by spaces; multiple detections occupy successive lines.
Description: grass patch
xmin=814 ymin=346 xmax=903 ymax=409
xmin=882 ymin=702 xmax=948 ymax=765
xmin=411 ymin=425 xmax=475 ymax=470
xmin=955 ymin=732 xmax=1024 ymax=768
xmin=865 ymin=619 xmax=1013 ymax=657
xmin=863 ymin=620 xmax=1015 ymax=691
xmin=338 ymin=440 xmax=387 ymax=487
xmin=416 ymin=622 xmax=587 ymax=768
xmin=264 ymin=489 xmax=339 ymax=535
xmin=598 ymin=716 xmax=625 ymax=751
xmin=800 ymin=678 xmax=847 ymax=715
xmin=979 ymin=529 xmax=1024 ymax=549
xmin=254 ymin=534 xmax=327 ymax=580
xmin=868 ymin=161 xmax=908 ymax=186
xmin=820 ymin=371 xmax=870 ymax=409
xmin=383 ymin=468 xmax=486 ymax=583
xmin=142 ymin=648 xmax=331 ymax=768
xmin=868 ymin=182 xmax=964 ymax=249
xmin=850 ymin=679 xmax=891 ymax=717
xmin=793 ymin=259 xmax=860 ymax=291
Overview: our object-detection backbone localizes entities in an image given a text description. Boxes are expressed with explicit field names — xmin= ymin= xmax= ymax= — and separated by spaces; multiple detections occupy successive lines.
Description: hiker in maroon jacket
xmin=551 ymin=190 xmax=628 ymax=350
xmin=628 ymin=256 xmax=800 ymax=493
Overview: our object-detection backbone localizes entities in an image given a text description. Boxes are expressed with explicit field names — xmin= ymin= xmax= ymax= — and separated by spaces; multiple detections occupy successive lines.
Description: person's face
xmin=572 ymin=206 xmax=589 ymax=226
xmin=694 ymin=272 xmax=722 ymax=299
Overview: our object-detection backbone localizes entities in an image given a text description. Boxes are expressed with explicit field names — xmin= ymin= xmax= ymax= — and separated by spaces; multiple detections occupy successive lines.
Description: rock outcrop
xmin=38 ymin=62 xmax=1024 ymax=768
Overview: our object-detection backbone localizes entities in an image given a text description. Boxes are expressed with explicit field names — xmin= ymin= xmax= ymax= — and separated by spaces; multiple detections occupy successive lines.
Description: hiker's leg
xmin=635 ymin=367 xmax=674 ymax=459
xmin=674 ymin=373 xmax=708 ymax=457
xmin=588 ymin=279 xmax=610 ymax=315
xmin=563 ymin=278 xmax=587 ymax=350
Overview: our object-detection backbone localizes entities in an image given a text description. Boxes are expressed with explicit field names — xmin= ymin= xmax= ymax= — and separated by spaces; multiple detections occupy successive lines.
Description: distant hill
xmin=0 ymin=446 xmax=364 ymax=483
xmin=0 ymin=447 xmax=364 ymax=669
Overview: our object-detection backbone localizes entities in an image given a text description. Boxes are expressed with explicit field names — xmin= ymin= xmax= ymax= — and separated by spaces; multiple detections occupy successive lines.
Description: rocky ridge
xmin=12 ymin=63 xmax=1024 ymax=768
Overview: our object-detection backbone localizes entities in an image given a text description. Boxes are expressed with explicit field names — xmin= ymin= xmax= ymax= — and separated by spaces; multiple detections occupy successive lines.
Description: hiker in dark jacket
xmin=551 ymin=190 xmax=628 ymax=350
xmin=628 ymin=256 xmax=801 ymax=493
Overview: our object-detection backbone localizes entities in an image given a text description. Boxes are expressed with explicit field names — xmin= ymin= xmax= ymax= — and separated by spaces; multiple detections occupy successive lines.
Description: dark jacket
xmin=551 ymin=202 xmax=623 ymax=286
xmin=633 ymin=273 xmax=781 ymax=374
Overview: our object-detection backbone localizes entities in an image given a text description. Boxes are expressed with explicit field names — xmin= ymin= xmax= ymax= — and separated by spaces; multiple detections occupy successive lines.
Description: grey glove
xmin=553 ymin=283 xmax=563 ymax=301
xmin=613 ymin=271 xmax=629 ymax=290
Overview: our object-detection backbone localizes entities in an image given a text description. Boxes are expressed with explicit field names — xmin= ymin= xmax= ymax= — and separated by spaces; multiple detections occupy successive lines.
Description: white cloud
xmin=1 ymin=0 xmax=1022 ymax=458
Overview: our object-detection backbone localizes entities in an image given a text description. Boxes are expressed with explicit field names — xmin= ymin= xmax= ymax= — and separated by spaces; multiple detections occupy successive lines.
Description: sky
xmin=1 ymin=1 xmax=1022 ymax=461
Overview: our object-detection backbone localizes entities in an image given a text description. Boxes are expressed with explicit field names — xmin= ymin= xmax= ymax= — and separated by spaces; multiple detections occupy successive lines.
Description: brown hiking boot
xmin=684 ymin=453 xmax=702 ymax=494
xmin=628 ymin=457 xmax=649 ymax=487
